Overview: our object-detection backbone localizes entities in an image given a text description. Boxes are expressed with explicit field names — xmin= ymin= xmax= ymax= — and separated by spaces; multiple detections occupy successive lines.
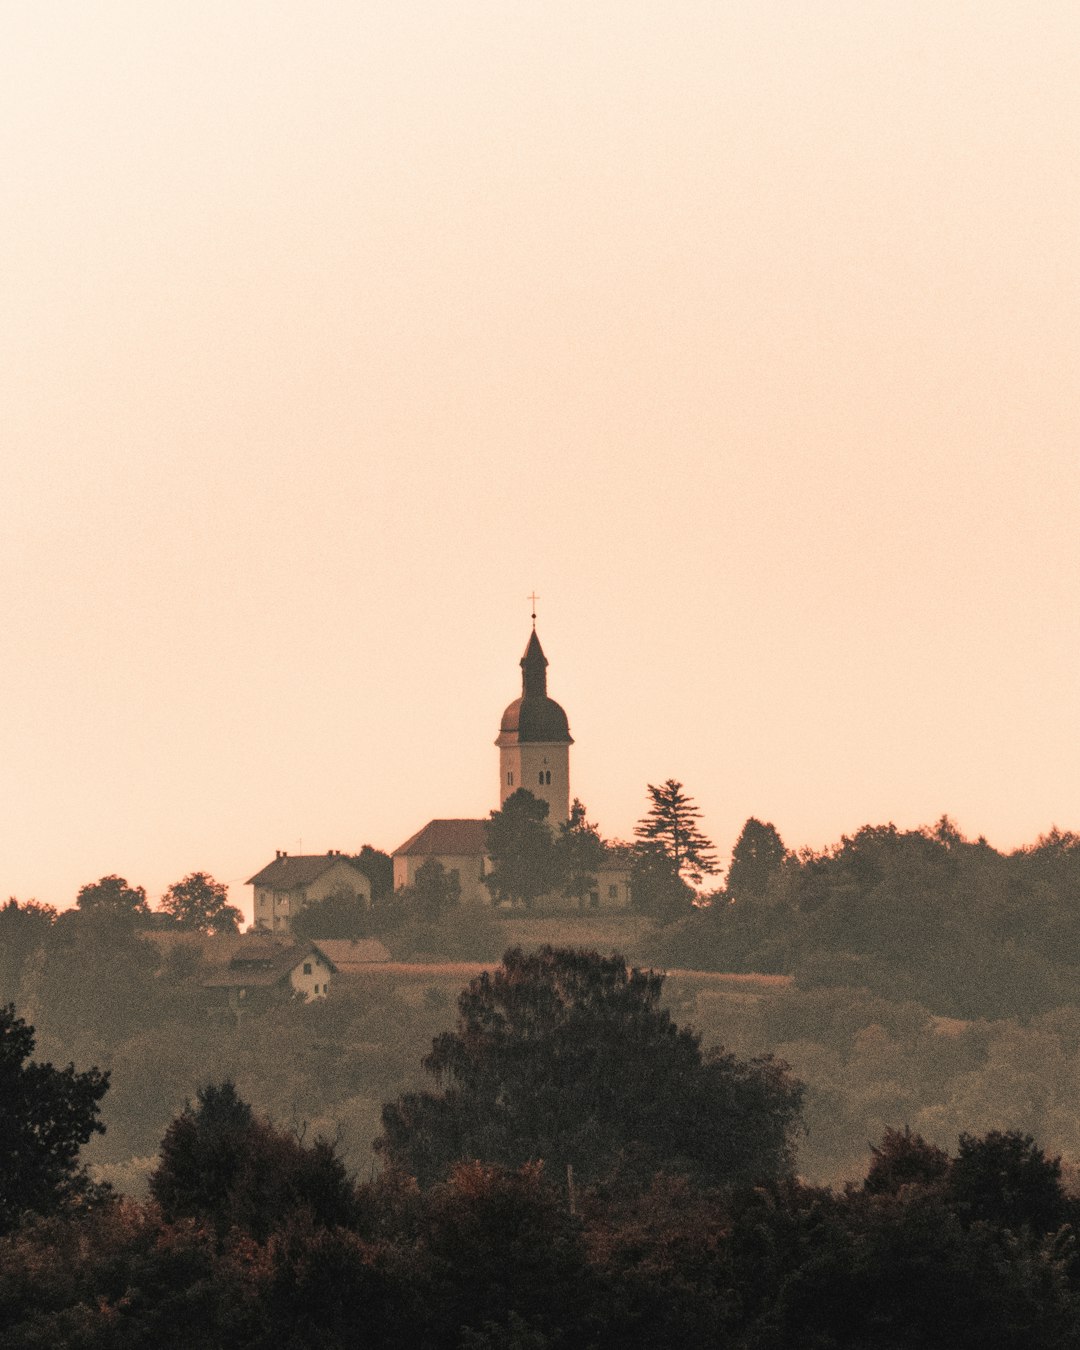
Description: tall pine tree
xmin=634 ymin=780 xmax=717 ymax=885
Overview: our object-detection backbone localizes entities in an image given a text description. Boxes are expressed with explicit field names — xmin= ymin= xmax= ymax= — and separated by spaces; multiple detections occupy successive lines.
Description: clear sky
xmin=4 ymin=2 xmax=1078 ymax=922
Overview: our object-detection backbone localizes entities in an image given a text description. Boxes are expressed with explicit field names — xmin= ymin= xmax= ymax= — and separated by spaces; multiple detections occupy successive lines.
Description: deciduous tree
xmin=628 ymin=844 xmax=696 ymax=921
xmin=378 ymin=946 xmax=804 ymax=1189
xmin=863 ymin=1126 xmax=950 ymax=1196
xmin=0 ymin=899 xmax=56 ymax=1001
xmin=0 ymin=1004 xmax=110 ymax=1233
xmin=557 ymin=799 xmax=606 ymax=910
xmin=408 ymin=858 xmax=462 ymax=923
xmin=75 ymin=874 xmax=150 ymax=921
xmin=150 ymin=1080 xmax=358 ymax=1241
xmin=292 ymin=886 xmax=373 ymax=940
xmin=949 ymin=1130 xmax=1069 ymax=1234
xmin=159 ymin=872 xmax=242 ymax=933
xmin=351 ymin=845 xmax=394 ymax=902
xmin=484 ymin=790 xmax=558 ymax=909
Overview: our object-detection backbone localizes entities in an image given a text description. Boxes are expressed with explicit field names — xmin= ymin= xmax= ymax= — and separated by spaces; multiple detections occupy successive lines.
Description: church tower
xmin=495 ymin=628 xmax=573 ymax=825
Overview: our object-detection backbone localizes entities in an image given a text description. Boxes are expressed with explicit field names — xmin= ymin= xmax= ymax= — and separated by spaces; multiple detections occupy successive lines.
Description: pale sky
xmin=3 ymin=2 xmax=1078 ymax=921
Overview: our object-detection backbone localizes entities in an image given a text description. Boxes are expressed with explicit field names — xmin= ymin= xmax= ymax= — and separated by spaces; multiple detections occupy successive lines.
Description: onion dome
xmin=495 ymin=630 xmax=573 ymax=746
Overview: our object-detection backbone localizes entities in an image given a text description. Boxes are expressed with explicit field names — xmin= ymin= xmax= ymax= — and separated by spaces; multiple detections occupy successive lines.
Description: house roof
xmin=311 ymin=938 xmax=391 ymax=970
xmin=144 ymin=931 xmax=273 ymax=963
xmin=246 ymin=852 xmax=365 ymax=889
xmin=201 ymin=940 xmax=334 ymax=989
xmin=393 ymin=818 xmax=488 ymax=858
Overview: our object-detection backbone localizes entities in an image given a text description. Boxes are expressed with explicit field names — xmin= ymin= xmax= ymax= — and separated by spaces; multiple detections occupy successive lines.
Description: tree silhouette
xmin=0 ymin=1004 xmax=109 ymax=1233
xmin=726 ymin=818 xmax=787 ymax=900
xmin=151 ymin=1080 xmax=357 ymax=1240
xmin=863 ymin=1126 xmax=950 ymax=1196
xmin=634 ymin=780 xmax=717 ymax=885
xmin=949 ymin=1130 xmax=1069 ymax=1234
xmin=159 ymin=872 xmax=242 ymax=933
xmin=410 ymin=858 xmax=462 ymax=923
xmin=557 ymin=799 xmax=606 ymax=910
xmin=75 ymin=874 xmax=150 ymax=921
xmin=378 ymin=946 xmax=803 ymax=1189
xmin=484 ymin=789 xmax=558 ymax=908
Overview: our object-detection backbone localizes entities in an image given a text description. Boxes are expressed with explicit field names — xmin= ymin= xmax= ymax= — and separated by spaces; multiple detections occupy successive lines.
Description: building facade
xmin=247 ymin=851 xmax=371 ymax=932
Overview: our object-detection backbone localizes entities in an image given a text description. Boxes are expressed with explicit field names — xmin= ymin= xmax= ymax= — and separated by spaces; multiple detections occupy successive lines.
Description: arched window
xmin=538 ymin=772 xmax=545 ymax=786
xmin=507 ymin=771 xmax=514 ymax=786
xmin=545 ymin=770 xmax=552 ymax=785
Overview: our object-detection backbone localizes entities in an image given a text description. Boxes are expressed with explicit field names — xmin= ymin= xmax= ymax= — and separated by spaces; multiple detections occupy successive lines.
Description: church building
xmin=392 ymin=625 xmax=630 ymax=910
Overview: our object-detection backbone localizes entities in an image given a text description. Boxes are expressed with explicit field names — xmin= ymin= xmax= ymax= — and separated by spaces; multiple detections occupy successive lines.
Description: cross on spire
xmin=527 ymin=591 xmax=540 ymax=628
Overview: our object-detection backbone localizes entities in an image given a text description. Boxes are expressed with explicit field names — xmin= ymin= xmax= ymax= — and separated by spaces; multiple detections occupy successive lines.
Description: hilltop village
xmin=150 ymin=625 xmax=640 ymax=1006
xmin=250 ymin=624 xmax=630 ymax=927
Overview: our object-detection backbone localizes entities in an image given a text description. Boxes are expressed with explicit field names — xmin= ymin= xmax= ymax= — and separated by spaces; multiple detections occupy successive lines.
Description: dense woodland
xmin=5 ymin=812 xmax=1080 ymax=1342
xmin=6 ymin=949 xmax=1080 ymax=1347
xmin=4 ymin=813 xmax=1080 ymax=1184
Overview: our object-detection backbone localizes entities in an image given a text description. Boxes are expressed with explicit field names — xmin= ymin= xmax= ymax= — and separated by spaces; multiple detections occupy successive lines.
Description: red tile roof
xmin=393 ymin=818 xmax=488 ymax=858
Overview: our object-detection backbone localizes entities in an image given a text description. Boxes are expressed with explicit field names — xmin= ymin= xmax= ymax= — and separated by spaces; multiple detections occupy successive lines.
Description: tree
xmin=0 ymin=1004 xmax=110 ymax=1233
xmin=32 ymin=906 xmax=161 ymax=1061
xmin=484 ymin=789 xmax=559 ymax=909
xmin=158 ymin=872 xmax=242 ymax=933
xmin=150 ymin=1080 xmax=358 ymax=1241
xmin=0 ymin=899 xmax=56 ymax=1001
xmin=634 ymin=780 xmax=717 ymax=885
xmin=75 ymin=874 xmax=150 ymax=921
xmin=949 ymin=1130 xmax=1069 ymax=1234
xmin=408 ymin=858 xmax=462 ymax=923
xmin=864 ymin=1126 xmax=950 ymax=1196
xmin=378 ymin=946 xmax=804 ymax=1189
xmin=557 ymin=799 xmax=606 ymax=910
xmin=726 ymin=818 xmax=787 ymax=900
xmin=419 ymin=1162 xmax=591 ymax=1345
xmin=628 ymin=844 xmax=696 ymax=921
xmin=292 ymin=886 xmax=373 ymax=940
xmin=351 ymin=845 xmax=394 ymax=902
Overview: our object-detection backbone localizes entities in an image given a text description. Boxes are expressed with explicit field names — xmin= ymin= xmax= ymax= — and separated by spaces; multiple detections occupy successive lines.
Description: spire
xmin=520 ymin=629 xmax=548 ymax=698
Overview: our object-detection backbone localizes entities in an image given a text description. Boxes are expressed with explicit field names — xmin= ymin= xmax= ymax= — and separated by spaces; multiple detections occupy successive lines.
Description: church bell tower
xmin=495 ymin=626 xmax=573 ymax=825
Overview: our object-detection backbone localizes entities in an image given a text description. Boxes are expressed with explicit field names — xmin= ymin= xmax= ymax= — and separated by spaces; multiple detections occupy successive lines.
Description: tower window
xmin=507 ymin=771 xmax=514 ymax=786
xmin=545 ymin=771 xmax=552 ymax=785
xmin=538 ymin=772 xmax=545 ymax=786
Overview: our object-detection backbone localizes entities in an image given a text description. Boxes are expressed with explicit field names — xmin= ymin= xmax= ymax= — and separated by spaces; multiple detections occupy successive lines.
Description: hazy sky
xmin=4 ymin=2 xmax=1078 ymax=920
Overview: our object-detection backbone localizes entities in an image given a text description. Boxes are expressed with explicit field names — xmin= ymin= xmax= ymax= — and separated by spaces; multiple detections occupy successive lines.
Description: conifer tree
xmin=634 ymin=780 xmax=717 ymax=885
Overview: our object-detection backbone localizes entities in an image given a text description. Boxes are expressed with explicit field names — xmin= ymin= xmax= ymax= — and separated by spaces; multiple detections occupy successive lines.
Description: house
xmin=201 ymin=937 xmax=336 ymax=1007
xmin=247 ymin=850 xmax=371 ymax=933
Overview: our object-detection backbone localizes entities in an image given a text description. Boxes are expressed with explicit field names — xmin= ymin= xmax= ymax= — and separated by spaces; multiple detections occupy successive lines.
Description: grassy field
xmin=341 ymin=959 xmax=791 ymax=1015
xmin=493 ymin=911 xmax=654 ymax=956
